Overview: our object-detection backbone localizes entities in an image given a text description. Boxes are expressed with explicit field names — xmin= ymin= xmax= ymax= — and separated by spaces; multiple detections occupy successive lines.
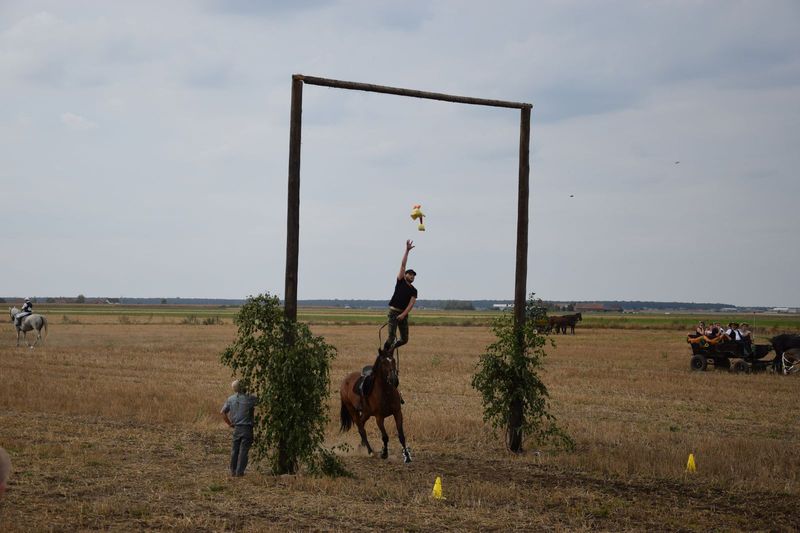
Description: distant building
xmin=492 ymin=303 xmax=513 ymax=311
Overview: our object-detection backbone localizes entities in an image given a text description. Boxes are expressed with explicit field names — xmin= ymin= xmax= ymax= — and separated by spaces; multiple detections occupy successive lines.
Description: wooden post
xmin=509 ymin=105 xmax=531 ymax=453
xmin=284 ymin=76 xmax=303 ymax=325
xmin=514 ymin=106 xmax=531 ymax=337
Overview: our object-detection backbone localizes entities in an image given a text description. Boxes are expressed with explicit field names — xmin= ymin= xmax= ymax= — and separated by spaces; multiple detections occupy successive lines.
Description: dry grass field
xmin=1 ymin=314 xmax=798 ymax=531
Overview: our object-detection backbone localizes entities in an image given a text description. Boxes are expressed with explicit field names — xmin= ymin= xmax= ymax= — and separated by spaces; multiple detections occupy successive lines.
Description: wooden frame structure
xmin=284 ymin=74 xmax=532 ymax=333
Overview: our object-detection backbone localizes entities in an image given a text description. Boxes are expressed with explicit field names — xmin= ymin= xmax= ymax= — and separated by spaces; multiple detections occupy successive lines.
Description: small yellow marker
xmin=686 ymin=453 xmax=697 ymax=473
xmin=432 ymin=476 xmax=445 ymax=499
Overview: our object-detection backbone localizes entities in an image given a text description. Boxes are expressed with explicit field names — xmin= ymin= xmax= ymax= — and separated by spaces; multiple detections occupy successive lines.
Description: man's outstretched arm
xmin=397 ymin=240 xmax=414 ymax=280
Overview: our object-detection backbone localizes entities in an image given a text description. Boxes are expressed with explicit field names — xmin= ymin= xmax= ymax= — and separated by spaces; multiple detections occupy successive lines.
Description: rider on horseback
xmin=14 ymin=298 xmax=32 ymax=328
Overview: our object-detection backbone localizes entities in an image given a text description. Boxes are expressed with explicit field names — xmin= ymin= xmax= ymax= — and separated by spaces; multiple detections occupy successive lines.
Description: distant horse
xmin=771 ymin=334 xmax=800 ymax=375
xmin=549 ymin=312 xmax=582 ymax=334
xmin=9 ymin=307 xmax=48 ymax=347
xmin=340 ymin=348 xmax=411 ymax=463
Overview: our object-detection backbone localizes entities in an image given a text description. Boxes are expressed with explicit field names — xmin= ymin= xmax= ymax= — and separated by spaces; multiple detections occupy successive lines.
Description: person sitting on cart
xmin=739 ymin=323 xmax=754 ymax=357
xmin=725 ymin=323 xmax=742 ymax=341
xmin=692 ymin=321 xmax=706 ymax=338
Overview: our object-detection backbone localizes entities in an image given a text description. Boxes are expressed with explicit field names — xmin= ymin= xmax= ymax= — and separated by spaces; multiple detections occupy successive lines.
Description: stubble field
xmin=1 ymin=311 xmax=798 ymax=531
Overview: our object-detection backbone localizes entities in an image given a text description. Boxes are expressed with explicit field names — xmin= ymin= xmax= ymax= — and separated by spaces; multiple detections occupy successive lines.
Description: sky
xmin=1 ymin=1 xmax=799 ymax=307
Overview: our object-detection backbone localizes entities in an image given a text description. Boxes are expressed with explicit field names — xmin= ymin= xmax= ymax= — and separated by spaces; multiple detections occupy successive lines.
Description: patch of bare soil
xmin=1 ymin=411 xmax=795 ymax=532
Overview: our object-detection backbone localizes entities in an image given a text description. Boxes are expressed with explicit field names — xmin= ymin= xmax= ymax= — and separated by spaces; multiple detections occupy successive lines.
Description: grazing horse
xmin=340 ymin=348 xmax=411 ymax=463
xmin=9 ymin=307 xmax=48 ymax=347
xmin=549 ymin=312 xmax=582 ymax=334
xmin=771 ymin=334 xmax=800 ymax=375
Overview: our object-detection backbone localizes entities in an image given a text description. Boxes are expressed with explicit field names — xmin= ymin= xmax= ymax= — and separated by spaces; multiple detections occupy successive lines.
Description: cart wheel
xmin=715 ymin=357 xmax=731 ymax=370
xmin=732 ymin=360 xmax=751 ymax=374
xmin=690 ymin=355 xmax=707 ymax=371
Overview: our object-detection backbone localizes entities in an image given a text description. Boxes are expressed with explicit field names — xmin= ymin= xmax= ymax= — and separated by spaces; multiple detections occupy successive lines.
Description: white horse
xmin=9 ymin=307 xmax=48 ymax=348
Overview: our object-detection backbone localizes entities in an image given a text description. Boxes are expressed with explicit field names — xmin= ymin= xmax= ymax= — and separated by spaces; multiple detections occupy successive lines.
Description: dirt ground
xmin=1 ymin=321 xmax=798 ymax=531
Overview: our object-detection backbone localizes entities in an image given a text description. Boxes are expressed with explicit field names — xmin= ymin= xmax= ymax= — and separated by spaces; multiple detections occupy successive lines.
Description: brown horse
xmin=549 ymin=312 xmax=582 ymax=334
xmin=340 ymin=348 xmax=411 ymax=463
xmin=771 ymin=334 xmax=800 ymax=374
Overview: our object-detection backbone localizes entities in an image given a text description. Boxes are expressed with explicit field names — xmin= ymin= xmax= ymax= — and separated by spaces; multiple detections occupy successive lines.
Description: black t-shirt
xmin=389 ymin=278 xmax=418 ymax=310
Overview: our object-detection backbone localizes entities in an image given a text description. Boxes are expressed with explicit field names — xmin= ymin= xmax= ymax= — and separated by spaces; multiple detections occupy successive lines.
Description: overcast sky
xmin=2 ymin=1 xmax=798 ymax=307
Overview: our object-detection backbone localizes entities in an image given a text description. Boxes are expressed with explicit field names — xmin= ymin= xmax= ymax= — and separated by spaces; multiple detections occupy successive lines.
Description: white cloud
xmin=60 ymin=112 xmax=97 ymax=131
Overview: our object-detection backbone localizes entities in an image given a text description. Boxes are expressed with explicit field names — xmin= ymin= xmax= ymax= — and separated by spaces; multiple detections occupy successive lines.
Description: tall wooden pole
xmin=284 ymin=76 xmax=303 ymax=325
xmin=509 ymin=105 xmax=531 ymax=453
xmin=514 ymin=106 xmax=531 ymax=335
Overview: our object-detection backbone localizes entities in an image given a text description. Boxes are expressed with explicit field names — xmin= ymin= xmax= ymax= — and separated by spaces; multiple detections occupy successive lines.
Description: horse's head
xmin=9 ymin=308 xmax=18 ymax=321
xmin=376 ymin=348 xmax=399 ymax=388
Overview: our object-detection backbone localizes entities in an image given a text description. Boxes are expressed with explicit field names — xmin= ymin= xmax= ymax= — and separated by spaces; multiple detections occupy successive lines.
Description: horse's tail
xmin=340 ymin=400 xmax=352 ymax=433
xmin=41 ymin=316 xmax=48 ymax=340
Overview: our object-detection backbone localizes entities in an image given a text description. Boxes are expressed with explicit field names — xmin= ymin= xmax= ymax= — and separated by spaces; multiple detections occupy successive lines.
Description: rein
xmin=377 ymin=321 xmax=400 ymax=374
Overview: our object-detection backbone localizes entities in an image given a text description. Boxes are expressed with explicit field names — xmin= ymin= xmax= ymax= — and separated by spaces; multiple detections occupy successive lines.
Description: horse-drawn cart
xmin=687 ymin=335 xmax=775 ymax=373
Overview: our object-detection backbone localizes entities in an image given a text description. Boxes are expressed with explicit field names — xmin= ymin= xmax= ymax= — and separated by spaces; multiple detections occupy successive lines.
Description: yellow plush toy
xmin=410 ymin=204 xmax=425 ymax=231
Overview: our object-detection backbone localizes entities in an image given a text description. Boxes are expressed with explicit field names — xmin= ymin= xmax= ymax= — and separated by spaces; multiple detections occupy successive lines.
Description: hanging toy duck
xmin=410 ymin=204 xmax=425 ymax=231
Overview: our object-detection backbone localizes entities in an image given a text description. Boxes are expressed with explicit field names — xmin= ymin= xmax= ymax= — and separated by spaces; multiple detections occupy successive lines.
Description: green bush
xmin=220 ymin=293 xmax=345 ymax=476
xmin=471 ymin=294 xmax=572 ymax=452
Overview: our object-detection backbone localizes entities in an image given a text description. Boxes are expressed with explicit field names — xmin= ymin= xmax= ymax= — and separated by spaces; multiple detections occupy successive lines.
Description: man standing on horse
xmin=383 ymin=240 xmax=417 ymax=353
xmin=15 ymin=298 xmax=32 ymax=328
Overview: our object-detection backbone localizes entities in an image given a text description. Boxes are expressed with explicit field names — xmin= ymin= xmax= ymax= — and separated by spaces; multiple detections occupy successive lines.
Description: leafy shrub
xmin=220 ymin=293 xmax=345 ymax=475
xmin=472 ymin=294 xmax=572 ymax=452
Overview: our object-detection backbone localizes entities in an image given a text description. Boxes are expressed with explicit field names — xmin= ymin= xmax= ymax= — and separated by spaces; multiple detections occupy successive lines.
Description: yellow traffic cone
xmin=432 ymin=476 xmax=445 ymax=499
xmin=686 ymin=453 xmax=696 ymax=473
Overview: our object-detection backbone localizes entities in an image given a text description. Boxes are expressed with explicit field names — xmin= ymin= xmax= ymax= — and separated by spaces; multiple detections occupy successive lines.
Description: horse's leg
xmin=394 ymin=409 xmax=411 ymax=463
xmin=375 ymin=416 xmax=389 ymax=460
xmin=16 ymin=329 xmax=21 ymax=347
xmin=354 ymin=414 xmax=373 ymax=456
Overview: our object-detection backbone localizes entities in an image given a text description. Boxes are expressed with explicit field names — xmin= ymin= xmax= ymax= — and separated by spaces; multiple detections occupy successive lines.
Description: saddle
xmin=353 ymin=366 xmax=374 ymax=398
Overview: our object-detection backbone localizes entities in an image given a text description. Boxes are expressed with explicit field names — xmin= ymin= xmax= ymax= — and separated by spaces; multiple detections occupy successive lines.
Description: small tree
xmin=220 ymin=293 xmax=345 ymax=475
xmin=76 ymin=294 xmax=86 ymax=304
xmin=472 ymin=293 xmax=572 ymax=452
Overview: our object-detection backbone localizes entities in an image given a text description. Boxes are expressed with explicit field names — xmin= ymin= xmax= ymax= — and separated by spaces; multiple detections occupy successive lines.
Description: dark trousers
xmin=230 ymin=425 xmax=253 ymax=476
xmin=383 ymin=309 xmax=409 ymax=351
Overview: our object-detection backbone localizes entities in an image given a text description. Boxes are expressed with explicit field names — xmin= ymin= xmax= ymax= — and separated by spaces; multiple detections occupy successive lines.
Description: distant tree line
xmin=0 ymin=296 xmax=752 ymax=311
